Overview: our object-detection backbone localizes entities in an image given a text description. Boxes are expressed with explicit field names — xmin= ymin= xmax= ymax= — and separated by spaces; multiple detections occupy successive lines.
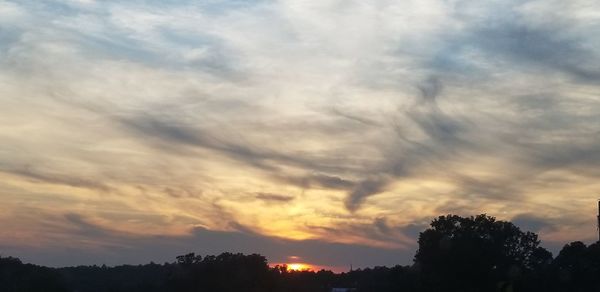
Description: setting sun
xmin=286 ymin=263 xmax=312 ymax=271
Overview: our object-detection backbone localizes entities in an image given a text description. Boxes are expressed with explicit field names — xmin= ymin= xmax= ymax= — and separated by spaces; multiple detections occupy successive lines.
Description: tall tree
xmin=414 ymin=214 xmax=552 ymax=292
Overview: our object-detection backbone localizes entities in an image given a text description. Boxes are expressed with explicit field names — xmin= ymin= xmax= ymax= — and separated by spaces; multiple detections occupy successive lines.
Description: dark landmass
xmin=2 ymin=214 xmax=600 ymax=292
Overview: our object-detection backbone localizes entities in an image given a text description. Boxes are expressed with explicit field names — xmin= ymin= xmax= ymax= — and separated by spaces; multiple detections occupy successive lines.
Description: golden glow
xmin=286 ymin=263 xmax=312 ymax=271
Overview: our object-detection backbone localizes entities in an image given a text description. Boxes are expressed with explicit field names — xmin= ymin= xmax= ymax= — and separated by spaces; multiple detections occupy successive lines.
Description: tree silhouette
xmin=551 ymin=241 xmax=600 ymax=291
xmin=168 ymin=252 xmax=275 ymax=292
xmin=0 ymin=256 xmax=68 ymax=292
xmin=414 ymin=214 xmax=552 ymax=292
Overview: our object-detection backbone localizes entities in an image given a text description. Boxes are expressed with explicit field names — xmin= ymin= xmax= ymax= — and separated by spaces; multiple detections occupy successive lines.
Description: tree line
xmin=2 ymin=214 xmax=600 ymax=291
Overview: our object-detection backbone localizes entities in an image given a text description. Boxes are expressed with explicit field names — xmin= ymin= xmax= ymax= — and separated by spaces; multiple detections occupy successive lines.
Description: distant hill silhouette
xmin=2 ymin=214 xmax=600 ymax=291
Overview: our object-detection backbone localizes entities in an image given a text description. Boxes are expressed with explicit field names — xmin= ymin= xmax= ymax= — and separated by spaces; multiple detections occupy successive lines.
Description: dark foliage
xmin=415 ymin=214 xmax=553 ymax=291
xmin=2 ymin=214 xmax=600 ymax=292
xmin=60 ymin=262 xmax=168 ymax=292
xmin=549 ymin=241 xmax=600 ymax=292
xmin=0 ymin=256 xmax=68 ymax=292
xmin=167 ymin=252 xmax=274 ymax=292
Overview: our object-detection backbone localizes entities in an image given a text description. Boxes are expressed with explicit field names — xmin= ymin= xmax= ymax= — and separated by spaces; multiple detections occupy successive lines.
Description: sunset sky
xmin=1 ymin=0 xmax=600 ymax=271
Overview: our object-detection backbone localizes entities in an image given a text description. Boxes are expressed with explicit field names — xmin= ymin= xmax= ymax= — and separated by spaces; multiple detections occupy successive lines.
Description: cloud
xmin=273 ymin=174 xmax=354 ymax=190
xmin=64 ymin=213 xmax=113 ymax=239
xmin=512 ymin=214 xmax=557 ymax=233
xmin=255 ymin=192 xmax=294 ymax=203
xmin=474 ymin=24 xmax=600 ymax=83
xmin=345 ymin=178 xmax=390 ymax=212
xmin=329 ymin=107 xmax=383 ymax=127
xmin=306 ymin=216 xmax=426 ymax=250
xmin=116 ymin=113 xmax=353 ymax=173
xmin=0 ymin=166 xmax=112 ymax=193
xmin=417 ymin=76 xmax=443 ymax=103
xmin=163 ymin=187 xmax=200 ymax=199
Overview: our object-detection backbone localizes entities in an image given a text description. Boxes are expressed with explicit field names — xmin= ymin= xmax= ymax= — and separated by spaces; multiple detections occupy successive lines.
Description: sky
xmin=0 ymin=0 xmax=600 ymax=271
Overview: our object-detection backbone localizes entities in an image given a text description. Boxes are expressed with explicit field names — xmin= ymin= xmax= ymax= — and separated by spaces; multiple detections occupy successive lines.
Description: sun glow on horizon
xmin=287 ymin=263 xmax=311 ymax=271
xmin=272 ymin=262 xmax=314 ymax=271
